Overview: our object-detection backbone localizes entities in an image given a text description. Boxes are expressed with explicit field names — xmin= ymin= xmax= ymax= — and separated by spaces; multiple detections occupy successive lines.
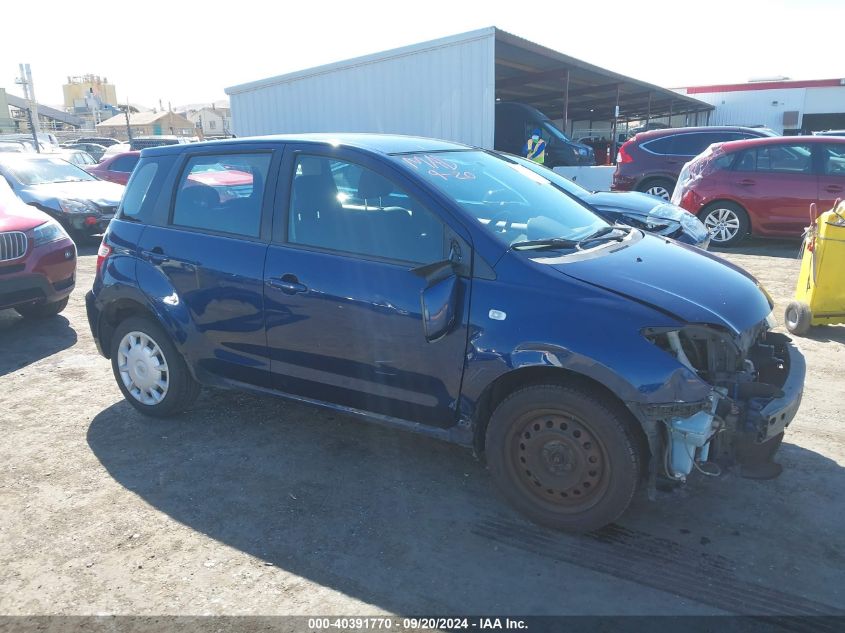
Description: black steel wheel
xmin=486 ymin=384 xmax=642 ymax=532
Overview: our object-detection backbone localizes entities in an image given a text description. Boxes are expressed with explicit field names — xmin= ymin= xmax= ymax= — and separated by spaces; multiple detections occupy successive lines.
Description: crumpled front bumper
xmin=747 ymin=340 xmax=805 ymax=443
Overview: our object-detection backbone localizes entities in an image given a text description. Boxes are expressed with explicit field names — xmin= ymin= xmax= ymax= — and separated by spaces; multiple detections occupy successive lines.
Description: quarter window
xmin=288 ymin=156 xmax=445 ymax=264
xmin=110 ymin=154 xmax=139 ymax=173
xmin=172 ymin=153 xmax=271 ymax=237
xmin=822 ymin=144 xmax=845 ymax=175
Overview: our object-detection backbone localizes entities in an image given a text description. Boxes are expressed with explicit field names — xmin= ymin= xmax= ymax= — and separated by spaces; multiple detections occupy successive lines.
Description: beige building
xmin=96 ymin=111 xmax=195 ymax=140
xmin=63 ymin=75 xmax=118 ymax=110
xmin=184 ymin=107 xmax=232 ymax=137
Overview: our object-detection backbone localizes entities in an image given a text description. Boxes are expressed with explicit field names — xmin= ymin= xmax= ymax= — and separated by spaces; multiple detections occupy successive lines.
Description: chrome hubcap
xmin=117 ymin=331 xmax=169 ymax=405
xmin=646 ymin=185 xmax=670 ymax=200
xmin=704 ymin=208 xmax=741 ymax=242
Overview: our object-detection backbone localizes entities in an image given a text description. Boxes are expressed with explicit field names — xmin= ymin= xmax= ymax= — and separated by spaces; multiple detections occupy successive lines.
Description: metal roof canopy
xmin=494 ymin=29 xmax=713 ymax=125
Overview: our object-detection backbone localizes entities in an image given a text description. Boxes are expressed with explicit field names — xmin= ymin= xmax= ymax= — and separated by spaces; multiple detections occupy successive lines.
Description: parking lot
xmin=1 ymin=240 xmax=844 ymax=617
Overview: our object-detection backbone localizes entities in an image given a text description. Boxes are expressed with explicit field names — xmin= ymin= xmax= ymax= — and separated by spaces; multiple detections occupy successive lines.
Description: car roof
xmin=633 ymin=126 xmax=773 ymax=141
xmin=142 ymin=133 xmax=472 ymax=157
xmin=718 ymin=135 xmax=845 ymax=153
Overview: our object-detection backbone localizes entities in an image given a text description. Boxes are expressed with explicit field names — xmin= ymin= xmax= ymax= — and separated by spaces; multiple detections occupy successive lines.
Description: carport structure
xmin=494 ymin=29 xmax=713 ymax=139
xmin=227 ymin=27 xmax=713 ymax=154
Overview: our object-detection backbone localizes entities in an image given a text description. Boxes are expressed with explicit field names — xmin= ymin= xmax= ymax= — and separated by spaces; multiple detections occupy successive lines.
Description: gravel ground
xmin=1 ymin=239 xmax=843 ymax=617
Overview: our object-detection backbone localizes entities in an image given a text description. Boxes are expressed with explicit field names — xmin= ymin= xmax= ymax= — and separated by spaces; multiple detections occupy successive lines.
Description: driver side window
xmin=288 ymin=156 xmax=445 ymax=265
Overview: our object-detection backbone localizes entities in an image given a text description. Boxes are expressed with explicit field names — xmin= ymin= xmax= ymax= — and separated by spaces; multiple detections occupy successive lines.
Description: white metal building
xmin=673 ymin=78 xmax=845 ymax=134
xmin=225 ymin=27 xmax=710 ymax=148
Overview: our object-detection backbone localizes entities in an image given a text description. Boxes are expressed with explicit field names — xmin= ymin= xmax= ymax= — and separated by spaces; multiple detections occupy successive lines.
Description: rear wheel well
xmin=99 ymin=299 xmax=157 ymax=358
xmin=472 ymin=367 xmax=647 ymax=462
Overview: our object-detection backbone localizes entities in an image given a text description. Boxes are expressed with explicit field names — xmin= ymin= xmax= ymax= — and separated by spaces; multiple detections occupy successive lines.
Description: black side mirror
xmin=413 ymin=238 xmax=465 ymax=342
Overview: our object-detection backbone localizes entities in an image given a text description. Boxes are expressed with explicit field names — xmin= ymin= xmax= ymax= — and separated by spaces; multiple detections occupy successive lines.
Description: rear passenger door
xmin=263 ymin=147 xmax=471 ymax=427
xmin=136 ymin=146 xmax=280 ymax=387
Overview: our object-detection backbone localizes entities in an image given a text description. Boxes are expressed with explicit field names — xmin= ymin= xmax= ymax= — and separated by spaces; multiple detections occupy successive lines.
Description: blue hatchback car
xmin=86 ymin=134 xmax=805 ymax=531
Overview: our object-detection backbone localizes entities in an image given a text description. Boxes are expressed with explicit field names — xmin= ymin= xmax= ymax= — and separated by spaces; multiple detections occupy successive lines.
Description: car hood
xmin=0 ymin=197 xmax=52 ymax=232
xmin=20 ymin=180 xmax=124 ymax=208
xmin=585 ymin=190 xmax=670 ymax=213
xmin=545 ymin=233 xmax=772 ymax=334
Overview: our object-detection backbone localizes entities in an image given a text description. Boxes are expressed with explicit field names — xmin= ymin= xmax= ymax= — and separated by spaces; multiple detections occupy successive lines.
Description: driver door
xmin=263 ymin=147 xmax=472 ymax=427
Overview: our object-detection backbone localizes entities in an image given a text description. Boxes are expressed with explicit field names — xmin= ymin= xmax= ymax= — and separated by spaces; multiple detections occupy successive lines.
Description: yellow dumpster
xmin=785 ymin=201 xmax=845 ymax=335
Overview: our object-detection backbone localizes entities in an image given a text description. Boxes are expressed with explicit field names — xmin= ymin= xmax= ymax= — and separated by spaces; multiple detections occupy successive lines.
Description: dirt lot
xmin=1 ymin=240 xmax=844 ymax=617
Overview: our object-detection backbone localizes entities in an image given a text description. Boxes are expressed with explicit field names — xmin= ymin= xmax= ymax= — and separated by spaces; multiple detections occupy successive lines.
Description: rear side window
xmin=172 ymin=153 xmax=272 ymax=238
xmin=110 ymin=154 xmax=139 ymax=173
xmin=642 ymin=136 xmax=674 ymax=154
xmin=822 ymin=144 xmax=845 ymax=175
xmin=119 ymin=162 xmax=159 ymax=220
xmin=756 ymin=144 xmax=813 ymax=174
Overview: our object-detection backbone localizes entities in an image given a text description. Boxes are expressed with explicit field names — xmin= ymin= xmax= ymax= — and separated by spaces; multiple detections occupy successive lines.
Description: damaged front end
xmin=634 ymin=316 xmax=806 ymax=487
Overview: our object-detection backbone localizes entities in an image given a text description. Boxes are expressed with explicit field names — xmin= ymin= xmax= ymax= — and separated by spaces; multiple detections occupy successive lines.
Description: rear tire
xmin=784 ymin=301 xmax=812 ymax=335
xmin=699 ymin=201 xmax=749 ymax=247
xmin=110 ymin=316 xmax=200 ymax=417
xmin=637 ymin=178 xmax=674 ymax=201
xmin=485 ymin=384 xmax=642 ymax=532
xmin=15 ymin=297 xmax=69 ymax=319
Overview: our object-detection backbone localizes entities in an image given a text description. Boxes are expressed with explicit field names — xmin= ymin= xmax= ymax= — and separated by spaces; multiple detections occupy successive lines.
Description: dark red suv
xmin=612 ymin=126 xmax=777 ymax=200
xmin=673 ymin=136 xmax=845 ymax=246
xmin=0 ymin=181 xmax=76 ymax=318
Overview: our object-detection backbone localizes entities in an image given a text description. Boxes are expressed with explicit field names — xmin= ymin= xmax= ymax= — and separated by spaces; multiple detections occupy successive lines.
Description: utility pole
xmin=15 ymin=63 xmax=41 ymax=152
xmin=124 ymin=98 xmax=133 ymax=142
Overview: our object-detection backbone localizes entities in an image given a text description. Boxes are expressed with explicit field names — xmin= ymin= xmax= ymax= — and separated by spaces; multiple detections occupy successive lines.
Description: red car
xmin=673 ymin=136 xmax=845 ymax=246
xmin=0 ymin=180 xmax=76 ymax=318
xmin=84 ymin=151 xmax=140 ymax=185
xmin=613 ymin=126 xmax=777 ymax=200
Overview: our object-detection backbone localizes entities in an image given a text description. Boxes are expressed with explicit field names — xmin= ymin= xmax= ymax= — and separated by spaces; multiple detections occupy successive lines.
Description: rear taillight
xmin=617 ymin=140 xmax=634 ymax=164
xmin=96 ymin=242 xmax=112 ymax=277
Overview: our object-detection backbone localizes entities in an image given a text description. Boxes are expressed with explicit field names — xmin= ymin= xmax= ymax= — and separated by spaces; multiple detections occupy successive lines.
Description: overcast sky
xmin=2 ymin=0 xmax=842 ymax=109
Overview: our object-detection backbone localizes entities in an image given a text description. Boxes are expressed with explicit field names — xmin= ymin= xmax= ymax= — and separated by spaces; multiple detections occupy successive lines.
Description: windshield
xmin=2 ymin=157 xmax=96 ymax=185
xmin=541 ymin=120 xmax=570 ymax=143
xmin=505 ymin=153 xmax=591 ymax=196
xmin=397 ymin=151 xmax=606 ymax=246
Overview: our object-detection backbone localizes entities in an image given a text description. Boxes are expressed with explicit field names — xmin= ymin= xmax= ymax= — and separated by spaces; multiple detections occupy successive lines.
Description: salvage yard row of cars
xmin=4 ymin=127 xmax=843 ymax=531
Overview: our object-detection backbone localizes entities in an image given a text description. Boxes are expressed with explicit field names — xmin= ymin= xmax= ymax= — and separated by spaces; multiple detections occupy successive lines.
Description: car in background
xmin=64 ymin=142 xmax=108 ymax=161
xmin=0 ymin=154 xmax=124 ymax=242
xmin=0 ymin=178 xmax=76 ymax=318
xmin=101 ymin=143 xmax=132 ymax=161
xmin=503 ymin=153 xmax=709 ymax=248
xmin=87 ymin=134 xmax=803 ymax=532
xmin=672 ymin=136 xmax=845 ymax=246
xmin=613 ymin=126 xmax=778 ymax=201
xmin=129 ymin=135 xmax=184 ymax=151
xmin=813 ymin=130 xmax=845 ymax=137
xmin=54 ymin=149 xmax=97 ymax=168
xmin=76 ymin=136 xmax=121 ymax=148
xmin=0 ymin=140 xmax=32 ymax=153
xmin=85 ymin=151 xmax=140 ymax=185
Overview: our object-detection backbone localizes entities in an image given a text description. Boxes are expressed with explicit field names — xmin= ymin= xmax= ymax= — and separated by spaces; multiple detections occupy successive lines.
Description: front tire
xmin=16 ymin=297 xmax=69 ymax=319
xmin=699 ymin=201 xmax=749 ymax=247
xmin=485 ymin=384 xmax=642 ymax=532
xmin=110 ymin=316 xmax=200 ymax=417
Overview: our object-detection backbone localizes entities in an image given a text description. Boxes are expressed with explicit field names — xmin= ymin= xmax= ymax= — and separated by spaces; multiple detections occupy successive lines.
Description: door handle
xmin=267 ymin=274 xmax=308 ymax=295
xmin=143 ymin=247 xmax=169 ymax=265
xmin=738 ymin=179 xmax=756 ymax=186
xmin=825 ymin=185 xmax=844 ymax=193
